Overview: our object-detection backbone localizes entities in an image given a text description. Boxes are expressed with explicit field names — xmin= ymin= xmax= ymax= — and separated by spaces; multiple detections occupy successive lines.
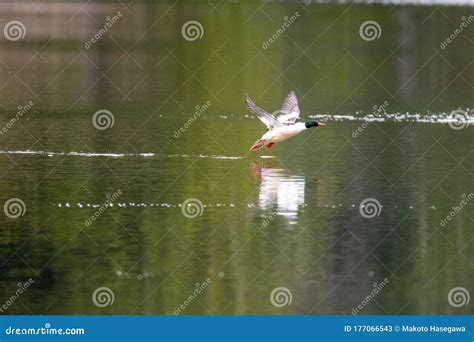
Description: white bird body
xmin=244 ymin=91 xmax=325 ymax=150
xmin=262 ymin=122 xmax=307 ymax=143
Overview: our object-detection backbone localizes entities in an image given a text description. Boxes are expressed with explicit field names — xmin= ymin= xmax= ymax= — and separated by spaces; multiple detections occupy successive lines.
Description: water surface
xmin=0 ymin=1 xmax=472 ymax=315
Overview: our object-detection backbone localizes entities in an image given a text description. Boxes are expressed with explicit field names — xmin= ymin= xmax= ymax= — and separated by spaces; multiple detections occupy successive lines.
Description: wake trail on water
xmin=0 ymin=113 xmax=470 ymax=159
xmin=0 ymin=150 xmax=276 ymax=160
xmin=308 ymin=112 xmax=474 ymax=124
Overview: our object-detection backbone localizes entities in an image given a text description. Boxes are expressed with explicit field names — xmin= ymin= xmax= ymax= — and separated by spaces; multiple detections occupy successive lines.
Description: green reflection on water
xmin=0 ymin=2 xmax=472 ymax=315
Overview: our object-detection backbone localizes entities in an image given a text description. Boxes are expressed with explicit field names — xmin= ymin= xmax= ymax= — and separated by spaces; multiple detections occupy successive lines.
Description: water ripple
xmin=0 ymin=150 xmax=275 ymax=160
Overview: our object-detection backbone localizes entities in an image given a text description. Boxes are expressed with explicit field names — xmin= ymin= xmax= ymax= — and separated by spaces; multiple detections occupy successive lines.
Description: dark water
xmin=0 ymin=2 xmax=472 ymax=315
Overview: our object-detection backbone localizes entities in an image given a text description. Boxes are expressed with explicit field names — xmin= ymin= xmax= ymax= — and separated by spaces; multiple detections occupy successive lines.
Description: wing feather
xmin=277 ymin=91 xmax=300 ymax=124
xmin=244 ymin=94 xmax=281 ymax=130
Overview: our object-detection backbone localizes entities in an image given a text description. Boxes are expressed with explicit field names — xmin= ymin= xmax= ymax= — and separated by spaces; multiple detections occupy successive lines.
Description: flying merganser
xmin=245 ymin=91 xmax=326 ymax=150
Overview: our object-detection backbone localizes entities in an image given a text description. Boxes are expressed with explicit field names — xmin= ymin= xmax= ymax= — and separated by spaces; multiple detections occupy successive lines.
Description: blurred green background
xmin=0 ymin=1 xmax=472 ymax=315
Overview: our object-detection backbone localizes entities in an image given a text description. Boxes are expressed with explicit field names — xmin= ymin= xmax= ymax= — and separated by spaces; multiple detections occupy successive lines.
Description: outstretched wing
xmin=244 ymin=94 xmax=281 ymax=130
xmin=277 ymin=91 xmax=300 ymax=124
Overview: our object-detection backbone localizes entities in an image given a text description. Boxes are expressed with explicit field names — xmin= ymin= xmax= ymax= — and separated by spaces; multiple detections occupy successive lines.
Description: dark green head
xmin=305 ymin=121 xmax=326 ymax=128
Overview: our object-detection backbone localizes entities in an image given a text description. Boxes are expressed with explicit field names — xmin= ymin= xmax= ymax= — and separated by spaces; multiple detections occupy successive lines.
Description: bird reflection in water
xmin=251 ymin=163 xmax=305 ymax=226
